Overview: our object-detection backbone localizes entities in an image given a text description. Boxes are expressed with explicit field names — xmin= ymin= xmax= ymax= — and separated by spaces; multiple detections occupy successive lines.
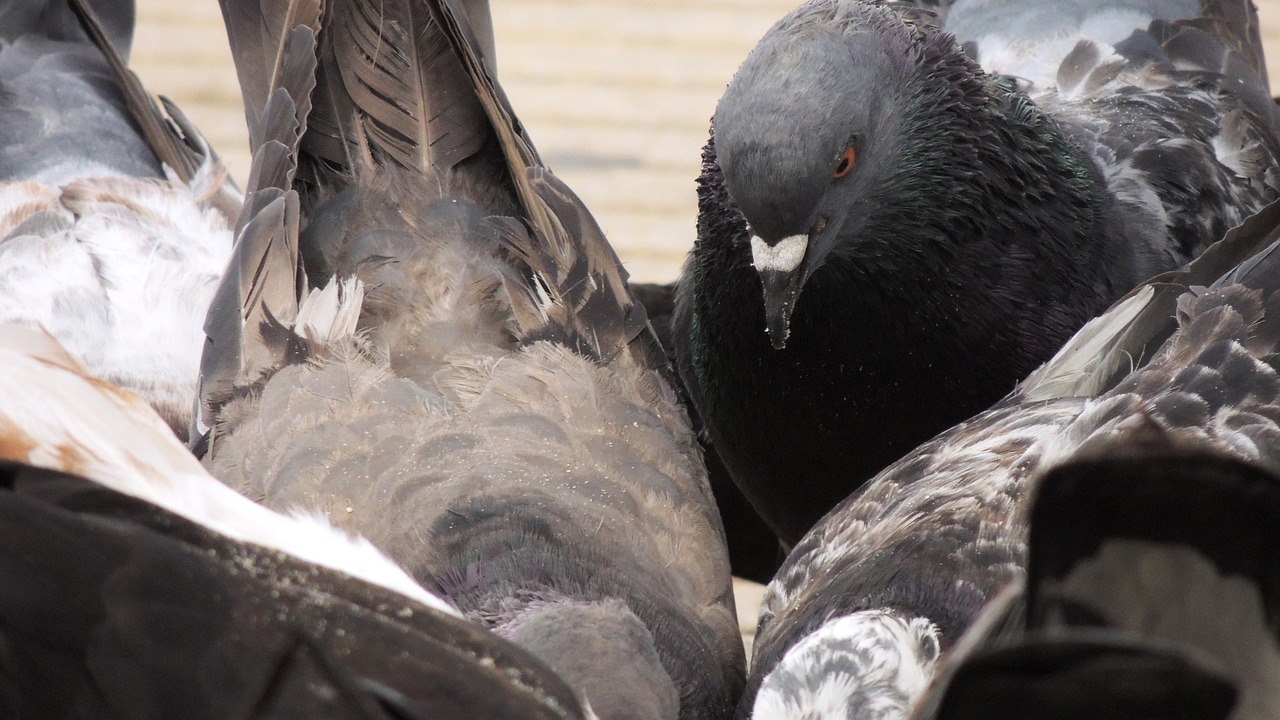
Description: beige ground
xmin=128 ymin=0 xmax=1280 ymax=658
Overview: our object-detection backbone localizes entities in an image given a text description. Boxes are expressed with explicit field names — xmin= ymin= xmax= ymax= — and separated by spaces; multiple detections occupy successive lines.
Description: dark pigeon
xmin=674 ymin=0 xmax=1280 ymax=547
xmin=195 ymin=1 xmax=744 ymax=719
xmin=914 ymin=443 xmax=1280 ymax=720
xmin=0 ymin=0 xmax=238 ymax=441
xmin=741 ymin=196 xmax=1280 ymax=719
xmin=0 ymin=325 xmax=590 ymax=720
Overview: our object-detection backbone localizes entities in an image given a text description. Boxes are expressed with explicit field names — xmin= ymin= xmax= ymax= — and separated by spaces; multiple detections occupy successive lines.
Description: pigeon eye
xmin=832 ymin=145 xmax=856 ymax=180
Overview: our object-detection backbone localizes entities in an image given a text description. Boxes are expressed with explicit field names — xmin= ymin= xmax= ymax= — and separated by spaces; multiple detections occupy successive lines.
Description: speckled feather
xmin=743 ymin=198 xmax=1280 ymax=719
xmin=200 ymin=1 xmax=743 ymax=718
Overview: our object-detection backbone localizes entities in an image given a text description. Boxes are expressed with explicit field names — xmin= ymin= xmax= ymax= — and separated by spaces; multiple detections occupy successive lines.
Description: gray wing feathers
xmin=217 ymin=0 xmax=323 ymax=155
xmin=415 ymin=0 xmax=664 ymax=370
xmin=196 ymin=14 xmax=318 ymax=440
xmin=506 ymin=170 xmax=660 ymax=367
xmin=63 ymin=0 xmax=200 ymax=182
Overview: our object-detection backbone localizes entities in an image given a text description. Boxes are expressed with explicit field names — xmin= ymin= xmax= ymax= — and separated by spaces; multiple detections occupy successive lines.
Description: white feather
xmin=0 ymin=169 xmax=235 ymax=433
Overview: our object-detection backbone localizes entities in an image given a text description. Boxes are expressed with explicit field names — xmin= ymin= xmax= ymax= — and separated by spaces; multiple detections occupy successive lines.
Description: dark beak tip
xmin=765 ymin=320 xmax=790 ymax=350
xmin=758 ymin=268 xmax=801 ymax=352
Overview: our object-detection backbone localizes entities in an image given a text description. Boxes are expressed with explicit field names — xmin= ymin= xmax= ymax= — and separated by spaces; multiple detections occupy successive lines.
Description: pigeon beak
xmin=751 ymin=231 xmax=811 ymax=350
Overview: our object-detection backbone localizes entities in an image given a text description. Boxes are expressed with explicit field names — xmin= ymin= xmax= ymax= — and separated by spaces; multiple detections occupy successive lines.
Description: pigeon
xmin=0 ymin=0 xmax=238 ymax=441
xmin=0 ymin=323 xmax=593 ymax=720
xmin=740 ymin=194 xmax=1280 ymax=720
xmin=195 ymin=1 xmax=744 ymax=719
xmin=913 ymin=442 xmax=1280 ymax=720
xmin=673 ymin=0 xmax=1280 ymax=546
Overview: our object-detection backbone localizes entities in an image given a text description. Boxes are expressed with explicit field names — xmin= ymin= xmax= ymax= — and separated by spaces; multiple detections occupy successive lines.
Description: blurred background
xmin=131 ymin=1 xmax=1280 ymax=283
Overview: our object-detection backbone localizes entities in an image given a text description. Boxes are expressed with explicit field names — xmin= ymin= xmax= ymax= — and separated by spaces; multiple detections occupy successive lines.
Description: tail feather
xmin=329 ymin=0 xmax=489 ymax=174
xmin=217 ymin=0 xmax=323 ymax=156
xmin=198 ymin=0 xmax=673 ymax=449
xmin=294 ymin=0 xmax=497 ymax=197
xmin=195 ymin=16 xmax=317 ymax=442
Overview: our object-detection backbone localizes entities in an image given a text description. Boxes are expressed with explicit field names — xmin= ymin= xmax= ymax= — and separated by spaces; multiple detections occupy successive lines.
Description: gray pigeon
xmin=0 ymin=0 xmax=238 ymax=441
xmin=913 ymin=442 xmax=1280 ymax=720
xmin=674 ymin=0 xmax=1280 ymax=547
xmin=0 ymin=323 xmax=590 ymax=720
xmin=742 ymin=195 xmax=1280 ymax=719
xmin=195 ymin=1 xmax=744 ymax=719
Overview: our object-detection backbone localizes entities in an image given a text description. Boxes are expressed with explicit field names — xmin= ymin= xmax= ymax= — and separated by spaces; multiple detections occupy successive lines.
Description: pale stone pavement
xmin=129 ymin=0 xmax=1280 ymax=661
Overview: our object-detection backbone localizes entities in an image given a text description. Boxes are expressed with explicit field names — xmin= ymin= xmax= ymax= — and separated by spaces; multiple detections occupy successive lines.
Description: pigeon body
xmin=675 ymin=0 xmax=1280 ymax=545
xmin=742 ymin=197 xmax=1280 ymax=719
xmin=0 ymin=323 xmax=592 ymax=720
xmin=0 ymin=0 xmax=237 ymax=441
xmin=198 ymin=2 xmax=743 ymax=719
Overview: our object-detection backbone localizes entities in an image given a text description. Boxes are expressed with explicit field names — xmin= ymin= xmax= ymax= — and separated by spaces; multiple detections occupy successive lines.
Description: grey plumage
xmin=197 ymin=1 xmax=743 ymax=719
xmin=744 ymin=196 xmax=1280 ymax=719
xmin=0 ymin=323 xmax=594 ymax=720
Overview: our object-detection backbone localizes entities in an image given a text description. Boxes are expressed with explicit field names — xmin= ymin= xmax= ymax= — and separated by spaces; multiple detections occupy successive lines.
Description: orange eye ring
xmin=833 ymin=145 xmax=856 ymax=180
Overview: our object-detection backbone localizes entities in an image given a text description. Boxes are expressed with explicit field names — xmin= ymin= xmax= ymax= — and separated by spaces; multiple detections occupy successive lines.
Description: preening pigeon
xmin=196 ymin=1 xmax=744 ymax=719
xmin=674 ymin=0 xmax=1280 ymax=546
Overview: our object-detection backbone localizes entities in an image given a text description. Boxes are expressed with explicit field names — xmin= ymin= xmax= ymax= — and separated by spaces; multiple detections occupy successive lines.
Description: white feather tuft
xmin=297 ymin=276 xmax=365 ymax=346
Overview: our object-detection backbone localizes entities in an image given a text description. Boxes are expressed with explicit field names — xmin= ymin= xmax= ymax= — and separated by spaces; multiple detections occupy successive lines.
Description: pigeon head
xmin=713 ymin=1 xmax=921 ymax=349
